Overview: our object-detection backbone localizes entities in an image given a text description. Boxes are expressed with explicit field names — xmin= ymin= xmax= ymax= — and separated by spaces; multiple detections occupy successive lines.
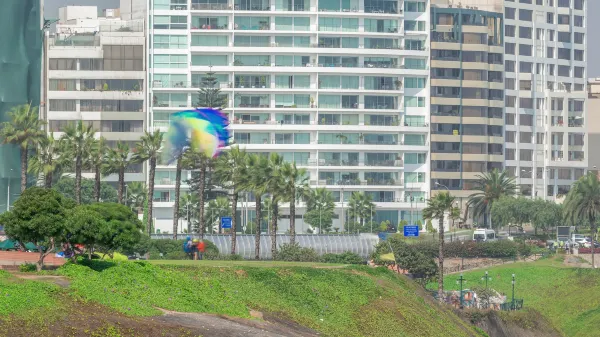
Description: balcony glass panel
xmin=234 ymin=113 xmax=270 ymax=124
xmin=318 ymin=0 xmax=359 ymax=12
xmin=274 ymin=36 xmax=310 ymax=47
xmin=405 ymin=39 xmax=426 ymax=51
xmin=405 ymin=116 xmax=426 ymax=127
xmin=342 ymin=114 xmax=359 ymax=125
xmin=318 ymin=18 xmax=359 ymax=32
xmin=234 ymin=95 xmax=270 ymax=107
xmin=405 ymin=58 xmax=427 ymax=69
xmin=364 ymin=57 xmax=398 ymax=68
xmin=404 ymin=172 xmax=425 ymax=183
xmin=191 ymin=0 xmax=228 ymax=10
xmin=365 ymin=153 xmax=398 ymax=166
xmin=275 ymin=55 xmax=310 ymax=67
xmin=276 ymin=152 xmax=310 ymax=165
xmin=274 ymin=133 xmax=310 ymax=144
xmin=233 ymin=36 xmax=270 ymax=47
xmin=404 ymin=153 xmax=426 ymax=164
xmin=191 ymin=55 xmax=228 ymax=66
xmin=274 ymin=0 xmax=309 ymax=11
xmin=275 ymin=113 xmax=310 ymax=124
xmin=319 ymin=172 xmax=360 ymax=185
xmin=235 ymin=75 xmax=270 ymax=88
xmin=364 ymin=0 xmax=398 ymax=13
xmin=191 ymin=16 xmax=228 ymax=29
xmin=366 ymin=191 xmax=395 ymax=202
xmin=234 ymin=54 xmax=270 ymax=66
xmin=234 ymin=0 xmax=270 ymax=10
xmin=318 ymin=37 xmax=359 ymax=48
xmin=319 ymin=152 xmax=359 ymax=166
xmin=364 ymin=76 xmax=397 ymax=90
xmin=274 ymin=17 xmax=310 ymax=31
xmin=191 ymin=35 xmax=228 ymax=46
xmin=191 ymin=74 xmax=228 ymax=87
xmin=364 ymin=19 xmax=398 ymax=33
xmin=364 ymin=96 xmax=397 ymax=109
xmin=365 ymin=172 xmax=398 ymax=185
xmin=274 ymin=94 xmax=310 ymax=108
xmin=234 ymin=132 xmax=270 ymax=144
xmin=234 ymin=17 xmax=270 ymax=30
xmin=365 ymin=115 xmax=398 ymax=126
xmin=319 ymin=114 xmax=341 ymax=125
xmin=404 ymin=134 xmax=426 ymax=146
xmin=363 ymin=134 xmax=397 ymax=145
xmin=365 ymin=38 xmax=399 ymax=49
xmin=153 ymin=93 xmax=188 ymax=107
xmin=318 ymin=56 xmax=359 ymax=68
xmin=318 ymin=75 xmax=359 ymax=89
xmin=319 ymin=133 xmax=359 ymax=144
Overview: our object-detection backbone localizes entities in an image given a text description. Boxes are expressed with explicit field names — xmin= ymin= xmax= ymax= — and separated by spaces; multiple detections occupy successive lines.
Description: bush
xmin=218 ymin=254 xmax=244 ymax=261
xmin=274 ymin=242 xmax=320 ymax=262
xmin=147 ymin=238 xmax=219 ymax=260
xmin=19 ymin=263 xmax=37 ymax=272
xmin=396 ymin=240 xmax=534 ymax=259
xmin=321 ymin=252 xmax=364 ymax=264
xmin=371 ymin=237 xmax=437 ymax=284
xmin=164 ymin=251 xmax=189 ymax=260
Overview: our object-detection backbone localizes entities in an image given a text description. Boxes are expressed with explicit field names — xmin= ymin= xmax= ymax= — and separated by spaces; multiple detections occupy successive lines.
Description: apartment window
xmin=557 ymin=32 xmax=571 ymax=43
xmin=548 ymin=30 xmax=555 ymax=41
xmin=537 ymin=133 xmax=545 ymax=145
xmin=153 ymin=54 xmax=188 ymax=68
xmin=574 ymin=0 xmax=584 ymax=10
xmin=574 ymin=50 xmax=584 ymax=61
xmin=80 ymin=100 xmax=144 ymax=112
xmin=574 ymin=15 xmax=583 ymax=27
xmin=520 ymin=98 xmax=534 ymax=109
xmin=548 ymin=64 xmax=555 ymax=75
xmin=404 ymin=96 xmax=425 ymax=107
xmin=574 ymin=32 xmax=584 ymax=44
xmin=49 ymin=58 xmax=76 ymax=70
xmin=505 ymin=78 xmax=516 ymax=90
xmin=506 ymin=149 xmax=515 ymax=161
xmin=520 ymin=62 xmax=533 ymax=73
xmin=574 ymin=67 xmax=584 ymax=78
xmin=506 ymin=43 xmax=515 ymax=55
xmin=505 ymin=60 xmax=515 ymax=72
xmin=506 ymin=96 xmax=516 ymax=108
xmin=103 ymin=45 xmax=143 ymax=71
xmin=520 ymin=149 xmax=533 ymax=161
xmin=519 ymin=9 xmax=532 ymax=21
xmin=192 ymin=35 xmax=228 ymax=46
xmin=505 ymin=7 xmax=515 ymax=19
xmin=520 ymin=114 xmax=533 ymax=126
xmin=506 ymin=131 xmax=516 ymax=142
xmin=520 ymin=80 xmax=532 ymax=91
xmin=558 ymin=14 xmax=570 ymax=25
xmin=520 ymin=132 xmax=533 ymax=143
xmin=404 ymin=1 xmax=426 ymax=12
xmin=81 ymin=79 xmax=143 ymax=91
xmin=547 ymin=47 xmax=554 ymax=58
xmin=154 ymin=15 xmax=187 ymax=29
xmin=547 ymin=13 xmax=554 ymax=24
xmin=79 ymin=59 xmax=104 ymax=70
xmin=404 ymin=20 xmax=426 ymax=32
xmin=49 ymin=79 xmax=76 ymax=91
xmin=404 ymin=77 xmax=426 ymax=89
xmin=505 ymin=25 xmax=515 ymax=37
xmin=462 ymin=33 xmax=487 ymax=44
xmin=191 ymin=55 xmax=228 ymax=66
xmin=558 ymin=65 xmax=570 ymax=77
xmin=558 ymin=0 xmax=570 ymax=6
xmin=49 ymin=99 xmax=76 ymax=111
xmin=519 ymin=27 xmax=532 ymax=39
xmin=557 ymin=48 xmax=570 ymax=60
xmin=519 ymin=44 xmax=532 ymax=56
xmin=153 ymin=35 xmax=187 ymax=49
xmin=506 ymin=113 xmax=515 ymax=125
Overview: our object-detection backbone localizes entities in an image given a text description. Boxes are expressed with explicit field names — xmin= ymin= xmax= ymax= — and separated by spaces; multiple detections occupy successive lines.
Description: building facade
xmin=148 ymin=0 xmax=431 ymax=233
xmin=44 ymin=6 xmax=147 ymax=186
xmin=503 ymin=0 xmax=587 ymax=200
xmin=429 ymin=5 xmax=504 ymax=216
xmin=587 ymin=78 xmax=600 ymax=171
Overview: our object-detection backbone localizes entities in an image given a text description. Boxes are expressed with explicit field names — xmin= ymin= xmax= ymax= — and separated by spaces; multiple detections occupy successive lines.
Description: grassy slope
xmin=0 ymin=270 xmax=60 ymax=316
xmin=53 ymin=261 xmax=480 ymax=337
xmin=149 ymin=259 xmax=346 ymax=268
xmin=441 ymin=258 xmax=600 ymax=337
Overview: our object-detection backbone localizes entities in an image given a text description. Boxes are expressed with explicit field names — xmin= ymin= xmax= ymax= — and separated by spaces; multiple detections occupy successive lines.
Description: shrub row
xmin=409 ymin=240 xmax=533 ymax=259
xmin=146 ymin=239 xmax=220 ymax=260
xmin=274 ymin=243 xmax=364 ymax=264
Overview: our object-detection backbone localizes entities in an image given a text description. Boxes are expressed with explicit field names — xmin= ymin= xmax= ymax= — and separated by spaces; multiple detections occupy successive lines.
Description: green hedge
xmin=409 ymin=240 xmax=532 ymax=259
xmin=148 ymin=239 xmax=219 ymax=260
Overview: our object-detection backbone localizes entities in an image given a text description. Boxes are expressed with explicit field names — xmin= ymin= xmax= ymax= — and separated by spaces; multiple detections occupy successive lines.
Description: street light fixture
xmin=511 ymin=274 xmax=516 ymax=310
xmin=435 ymin=181 xmax=449 ymax=191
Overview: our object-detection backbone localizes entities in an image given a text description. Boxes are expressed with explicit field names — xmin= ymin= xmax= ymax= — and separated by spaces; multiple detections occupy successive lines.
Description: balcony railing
xmin=191 ymin=3 xmax=230 ymax=10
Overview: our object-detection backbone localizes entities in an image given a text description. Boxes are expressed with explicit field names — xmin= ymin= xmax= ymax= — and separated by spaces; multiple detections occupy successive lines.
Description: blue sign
xmin=403 ymin=225 xmax=420 ymax=237
xmin=221 ymin=217 xmax=232 ymax=229
xmin=378 ymin=232 xmax=389 ymax=241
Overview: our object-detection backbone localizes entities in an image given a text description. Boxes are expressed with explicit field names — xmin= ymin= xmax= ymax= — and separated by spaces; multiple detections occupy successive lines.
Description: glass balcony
xmin=234 ymin=95 xmax=270 ymax=108
xmin=191 ymin=0 xmax=229 ymax=10
xmin=234 ymin=17 xmax=270 ymax=30
xmin=234 ymin=132 xmax=270 ymax=144
xmin=234 ymin=0 xmax=270 ymax=10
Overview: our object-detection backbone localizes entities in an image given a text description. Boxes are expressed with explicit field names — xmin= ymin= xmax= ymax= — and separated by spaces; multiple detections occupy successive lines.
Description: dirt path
xmin=10 ymin=272 xmax=71 ymax=288
xmin=565 ymin=255 xmax=594 ymax=268
xmin=154 ymin=308 xmax=320 ymax=337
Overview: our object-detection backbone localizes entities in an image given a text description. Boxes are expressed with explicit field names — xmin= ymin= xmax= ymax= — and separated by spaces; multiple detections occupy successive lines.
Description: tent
xmin=24 ymin=242 xmax=38 ymax=252
xmin=0 ymin=240 xmax=15 ymax=251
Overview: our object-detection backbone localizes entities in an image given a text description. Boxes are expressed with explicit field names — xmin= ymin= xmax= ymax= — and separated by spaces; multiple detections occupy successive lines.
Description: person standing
xmin=197 ymin=240 xmax=206 ymax=260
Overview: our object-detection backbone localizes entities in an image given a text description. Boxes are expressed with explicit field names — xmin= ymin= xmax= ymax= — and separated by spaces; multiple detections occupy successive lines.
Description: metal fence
xmin=150 ymin=234 xmax=380 ymax=260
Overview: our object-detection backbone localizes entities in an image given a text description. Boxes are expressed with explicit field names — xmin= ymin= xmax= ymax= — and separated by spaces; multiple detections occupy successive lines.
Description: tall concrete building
xmin=44 ymin=6 xmax=147 ymax=185
xmin=503 ymin=0 xmax=587 ymax=200
xmin=147 ymin=0 xmax=431 ymax=233
xmin=429 ymin=4 xmax=505 ymax=214
xmin=587 ymin=78 xmax=600 ymax=171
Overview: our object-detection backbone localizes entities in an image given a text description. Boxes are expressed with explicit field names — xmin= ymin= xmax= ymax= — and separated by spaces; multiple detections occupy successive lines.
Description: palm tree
xmin=132 ymin=130 xmax=164 ymax=236
xmin=183 ymin=151 xmax=214 ymax=238
xmin=466 ymin=169 xmax=517 ymax=229
xmin=126 ymin=181 xmax=147 ymax=212
xmin=178 ymin=193 xmax=198 ymax=234
xmin=87 ymin=137 xmax=107 ymax=202
xmin=266 ymin=153 xmax=285 ymax=256
xmin=0 ymin=104 xmax=46 ymax=192
xmin=563 ymin=172 xmax=600 ymax=268
xmin=60 ymin=120 xmax=96 ymax=204
xmin=247 ymin=154 xmax=271 ymax=259
xmin=214 ymin=146 xmax=248 ymax=254
xmin=303 ymin=188 xmax=335 ymax=233
xmin=279 ymin=162 xmax=308 ymax=244
xmin=423 ymin=191 xmax=456 ymax=302
xmin=205 ymin=196 xmax=232 ymax=233
xmin=348 ymin=192 xmax=376 ymax=230
xmin=103 ymin=141 xmax=131 ymax=204
xmin=28 ymin=134 xmax=61 ymax=188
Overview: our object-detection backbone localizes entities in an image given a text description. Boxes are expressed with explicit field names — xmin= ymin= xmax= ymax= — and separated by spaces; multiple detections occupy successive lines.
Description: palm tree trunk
xmin=591 ymin=216 xmax=596 ymax=268
xmin=147 ymin=157 xmax=156 ymax=236
xmin=270 ymin=195 xmax=278 ymax=258
xmin=75 ymin=154 xmax=82 ymax=204
xmin=254 ymin=194 xmax=262 ymax=260
xmin=117 ymin=168 xmax=125 ymax=204
xmin=20 ymin=145 xmax=28 ymax=192
xmin=172 ymin=157 xmax=182 ymax=240
xmin=438 ymin=217 xmax=445 ymax=302
xmin=44 ymin=171 xmax=53 ymax=189
xmin=231 ymin=192 xmax=238 ymax=254
xmin=94 ymin=166 xmax=101 ymax=202
xmin=290 ymin=192 xmax=296 ymax=244
xmin=198 ymin=163 xmax=206 ymax=238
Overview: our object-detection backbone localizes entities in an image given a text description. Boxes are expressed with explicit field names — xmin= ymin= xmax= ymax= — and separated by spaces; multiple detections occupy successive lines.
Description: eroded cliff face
xmin=460 ymin=308 xmax=562 ymax=337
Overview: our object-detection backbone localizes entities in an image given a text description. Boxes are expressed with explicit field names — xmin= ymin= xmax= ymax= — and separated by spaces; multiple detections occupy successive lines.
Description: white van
xmin=473 ymin=229 xmax=497 ymax=242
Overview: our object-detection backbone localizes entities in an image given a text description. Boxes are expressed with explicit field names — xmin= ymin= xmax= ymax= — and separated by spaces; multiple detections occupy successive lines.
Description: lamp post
xmin=511 ymin=274 xmax=516 ymax=310
xmin=6 ymin=168 xmax=13 ymax=212
xmin=482 ymin=271 xmax=491 ymax=289
xmin=456 ymin=273 xmax=466 ymax=309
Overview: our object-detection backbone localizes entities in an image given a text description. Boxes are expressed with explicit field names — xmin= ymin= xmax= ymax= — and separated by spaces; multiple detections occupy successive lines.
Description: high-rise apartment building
xmin=503 ymin=0 xmax=587 ymax=200
xmin=429 ymin=4 xmax=505 ymax=213
xmin=148 ymin=0 xmax=431 ymax=233
xmin=44 ymin=6 xmax=147 ymax=186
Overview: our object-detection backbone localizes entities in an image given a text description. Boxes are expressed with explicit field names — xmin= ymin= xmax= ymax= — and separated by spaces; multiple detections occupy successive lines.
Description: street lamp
xmin=481 ymin=271 xmax=491 ymax=289
xmin=435 ymin=181 xmax=449 ymax=191
xmin=456 ymin=273 xmax=466 ymax=309
xmin=511 ymin=274 xmax=516 ymax=310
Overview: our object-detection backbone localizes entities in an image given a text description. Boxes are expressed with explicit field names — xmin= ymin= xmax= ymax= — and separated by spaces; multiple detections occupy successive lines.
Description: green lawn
xmin=440 ymin=257 xmax=600 ymax=337
xmin=149 ymin=259 xmax=347 ymax=268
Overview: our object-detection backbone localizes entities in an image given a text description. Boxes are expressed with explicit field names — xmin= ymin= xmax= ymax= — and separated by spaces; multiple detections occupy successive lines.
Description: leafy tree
xmin=213 ymin=146 xmax=248 ymax=254
xmin=425 ymin=219 xmax=435 ymax=233
xmin=415 ymin=219 xmax=423 ymax=231
xmin=423 ymin=192 xmax=456 ymax=302
xmin=184 ymin=150 xmax=215 ymax=238
xmin=125 ymin=181 xmax=147 ymax=212
xmin=303 ymin=187 xmax=335 ymax=233
xmin=530 ymin=199 xmax=562 ymax=234
xmin=0 ymin=104 xmax=46 ymax=192
xmin=563 ymin=172 xmax=600 ymax=267
xmin=103 ymin=141 xmax=131 ymax=204
xmin=466 ymin=169 xmax=517 ymax=228
xmin=65 ymin=205 xmax=106 ymax=259
xmin=28 ymin=134 xmax=62 ymax=188
xmin=204 ymin=197 xmax=231 ymax=234
xmin=279 ymin=162 xmax=308 ymax=243
xmin=132 ymin=130 xmax=164 ymax=236
xmin=247 ymin=154 xmax=271 ymax=259
xmin=178 ymin=193 xmax=198 ymax=233
xmin=86 ymin=202 xmax=144 ymax=257
xmin=87 ymin=137 xmax=108 ymax=202
xmin=195 ymin=71 xmax=228 ymax=109
xmin=60 ymin=120 xmax=96 ymax=204
xmin=348 ymin=192 xmax=376 ymax=229
xmin=491 ymin=197 xmax=533 ymax=231
xmin=0 ymin=188 xmax=74 ymax=270
xmin=449 ymin=207 xmax=461 ymax=231
xmin=53 ymin=177 xmax=117 ymax=204
xmin=384 ymin=237 xmax=438 ymax=286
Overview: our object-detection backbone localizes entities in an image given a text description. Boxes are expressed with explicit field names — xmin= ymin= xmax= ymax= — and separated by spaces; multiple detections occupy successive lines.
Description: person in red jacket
xmin=196 ymin=240 xmax=206 ymax=260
